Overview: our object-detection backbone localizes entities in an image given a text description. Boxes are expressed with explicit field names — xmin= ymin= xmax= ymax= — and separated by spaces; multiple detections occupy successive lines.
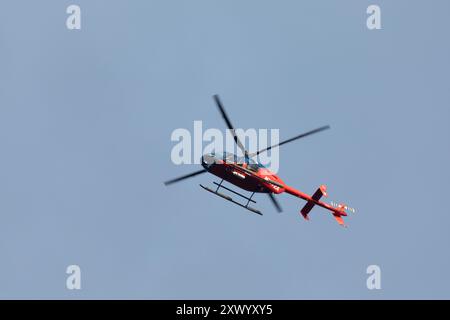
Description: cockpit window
xmin=214 ymin=152 xmax=266 ymax=170
xmin=236 ymin=156 xmax=266 ymax=171
xmin=222 ymin=152 xmax=237 ymax=163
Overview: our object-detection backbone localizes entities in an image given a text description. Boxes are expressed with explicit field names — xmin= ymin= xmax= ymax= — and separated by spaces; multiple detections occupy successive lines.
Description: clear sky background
xmin=0 ymin=0 xmax=449 ymax=299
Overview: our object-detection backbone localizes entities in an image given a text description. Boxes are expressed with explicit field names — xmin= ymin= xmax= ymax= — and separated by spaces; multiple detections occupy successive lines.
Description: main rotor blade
xmin=268 ymin=193 xmax=283 ymax=213
xmin=249 ymin=125 xmax=330 ymax=157
xmin=213 ymin=94 xmax=248 ymax=158
xmin=164 ymin=169 xmax=207 ymax=186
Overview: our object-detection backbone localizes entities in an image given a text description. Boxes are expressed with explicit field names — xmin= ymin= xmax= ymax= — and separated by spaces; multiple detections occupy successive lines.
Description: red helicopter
xmin=165 ymin=95 xmax=355 ymax=226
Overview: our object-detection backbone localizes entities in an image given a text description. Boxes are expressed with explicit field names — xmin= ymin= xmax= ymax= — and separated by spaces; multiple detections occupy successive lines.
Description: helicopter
xmin=164 ymin=95 xmax=355 ymax=227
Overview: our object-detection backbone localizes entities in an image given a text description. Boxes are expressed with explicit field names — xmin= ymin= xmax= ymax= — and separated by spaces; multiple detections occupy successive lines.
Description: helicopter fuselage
xmin=201 ymin=153 xmax=285 ymax=194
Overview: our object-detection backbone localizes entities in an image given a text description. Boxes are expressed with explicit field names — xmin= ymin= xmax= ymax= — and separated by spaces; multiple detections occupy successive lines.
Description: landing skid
xmin=200 ymin=180 xmax=262 ymax=216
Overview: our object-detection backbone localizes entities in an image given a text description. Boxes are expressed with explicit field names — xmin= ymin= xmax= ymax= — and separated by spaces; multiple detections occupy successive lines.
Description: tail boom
xmin=284 ymin=184 xmax=349 ymax=226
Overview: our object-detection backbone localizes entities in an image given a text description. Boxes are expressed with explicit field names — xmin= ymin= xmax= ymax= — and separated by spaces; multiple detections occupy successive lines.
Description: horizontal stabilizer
xmin=300 ymin=185 xmax=327 ymax=220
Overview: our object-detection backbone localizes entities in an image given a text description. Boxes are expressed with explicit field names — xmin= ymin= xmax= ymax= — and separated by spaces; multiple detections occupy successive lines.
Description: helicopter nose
xmin=201 ymin=154 xmax=216 ymax=168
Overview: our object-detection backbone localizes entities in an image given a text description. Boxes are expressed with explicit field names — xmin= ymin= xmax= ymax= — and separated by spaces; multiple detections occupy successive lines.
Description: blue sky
xmin=0 ymin=0 xmax=449 ymax=299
